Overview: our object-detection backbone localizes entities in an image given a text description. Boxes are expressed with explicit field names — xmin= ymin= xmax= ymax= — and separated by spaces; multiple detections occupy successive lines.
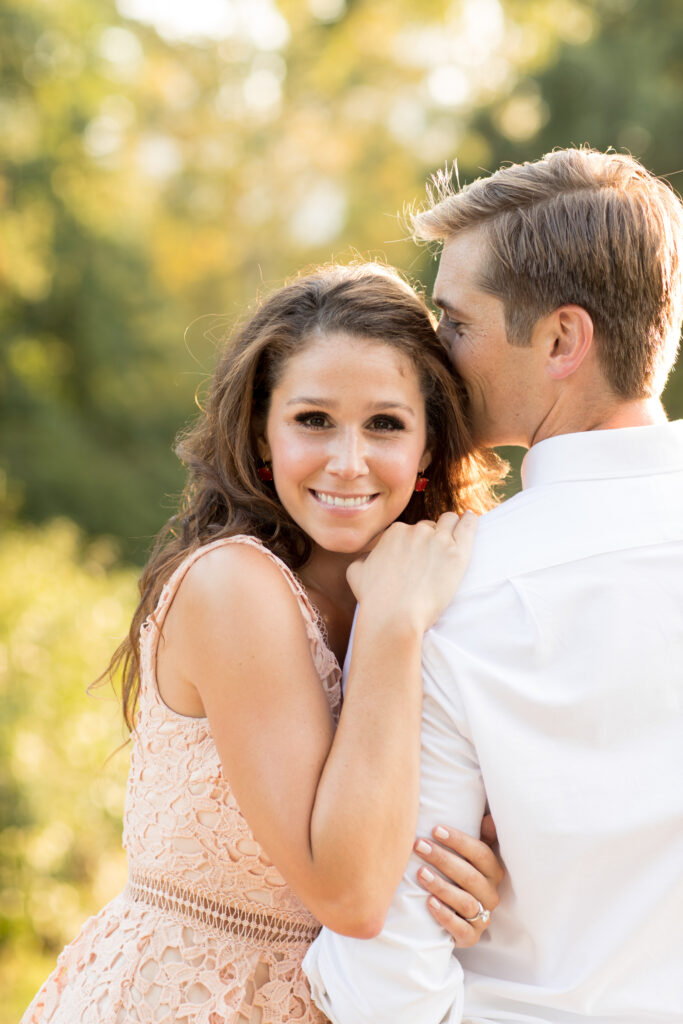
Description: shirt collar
xmin=520 ymin=420 xmax=683 ymax=489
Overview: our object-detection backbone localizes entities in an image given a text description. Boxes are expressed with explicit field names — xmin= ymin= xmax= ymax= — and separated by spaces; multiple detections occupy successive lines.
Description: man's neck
xmin=589 ymin=398 xmax=668 ymax=431
xmin=529 ymin=396 xmax=668 ymax=447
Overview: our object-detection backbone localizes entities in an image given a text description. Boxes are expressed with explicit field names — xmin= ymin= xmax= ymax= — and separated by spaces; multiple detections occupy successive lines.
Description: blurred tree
xmin=0 ymin=0 xmax=199 ymax=559
xmin=1 ymin=0 xmax=681 ymax=555
xmin=0 ymin=520 xmax=134 ymax=1022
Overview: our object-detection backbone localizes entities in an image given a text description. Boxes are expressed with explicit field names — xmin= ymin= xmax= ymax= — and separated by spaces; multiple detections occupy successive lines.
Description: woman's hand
xmin=346 ymin=511 xmax=478 ymax=635
xmin=414 ymin=825 xmax=504 ymax=947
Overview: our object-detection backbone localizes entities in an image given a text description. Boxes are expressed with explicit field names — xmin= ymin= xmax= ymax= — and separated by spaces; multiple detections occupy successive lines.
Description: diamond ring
xmin=464 ymin=900 xmax=491 ymax=925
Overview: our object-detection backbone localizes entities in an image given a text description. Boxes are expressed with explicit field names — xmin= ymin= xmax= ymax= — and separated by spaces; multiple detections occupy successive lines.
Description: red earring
xmin=258 ymin=462 xmax=273 ymax=482
xmin=415 ymin=473 xmax=429 ymax=493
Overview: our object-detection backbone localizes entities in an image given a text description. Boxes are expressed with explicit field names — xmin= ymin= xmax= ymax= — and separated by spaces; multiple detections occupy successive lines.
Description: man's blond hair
xmin=413 ymin=148 xmax=683 ymax=399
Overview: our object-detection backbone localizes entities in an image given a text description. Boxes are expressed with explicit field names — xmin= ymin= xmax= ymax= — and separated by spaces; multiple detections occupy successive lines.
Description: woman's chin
xmin=311 ymin=526 xmax=387 ymax=558
xmin=319 ymin=539 xmax=368 ymax=557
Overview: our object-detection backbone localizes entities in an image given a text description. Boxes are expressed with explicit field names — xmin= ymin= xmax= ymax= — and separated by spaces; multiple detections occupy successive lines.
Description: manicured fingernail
xmin=434 ymin=826 xmax=449 ymax=840
xmin=415 ymin=839 xmax=432 ymax=855
xmin=428 ymin=896 xmax=441 ymax=910
xmin=419 ymin=867 xmax=435 ymax=883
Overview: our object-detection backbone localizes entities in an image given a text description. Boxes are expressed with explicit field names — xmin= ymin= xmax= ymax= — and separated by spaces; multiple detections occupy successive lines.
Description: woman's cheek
xmin=377 ymin=442 xmax=424 ymax=489
xmin=273 ymin=435 xmax=319 ymax=476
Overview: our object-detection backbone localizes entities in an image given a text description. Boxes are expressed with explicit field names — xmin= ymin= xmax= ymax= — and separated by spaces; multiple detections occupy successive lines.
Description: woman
xmin=22 ymin=263 xmax=504 ymax=1024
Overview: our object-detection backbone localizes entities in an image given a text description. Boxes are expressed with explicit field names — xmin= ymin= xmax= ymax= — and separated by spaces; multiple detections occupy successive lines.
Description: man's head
xmin=413 ymin=148 xmax=683 ymax=446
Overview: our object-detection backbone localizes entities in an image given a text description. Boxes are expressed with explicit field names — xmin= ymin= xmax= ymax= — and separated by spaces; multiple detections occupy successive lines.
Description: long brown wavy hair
xmin=105 ymin=262 xmax=505 ymax=730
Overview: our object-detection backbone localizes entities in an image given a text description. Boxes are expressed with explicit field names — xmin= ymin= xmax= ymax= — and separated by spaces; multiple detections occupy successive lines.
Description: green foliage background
xmin=1 ymin=0 xmax=682 ymax=1017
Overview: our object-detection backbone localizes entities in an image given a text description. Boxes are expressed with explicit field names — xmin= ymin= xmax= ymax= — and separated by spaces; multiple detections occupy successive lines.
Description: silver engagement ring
xmin=465 ymin=900 xmax=491 ymax=925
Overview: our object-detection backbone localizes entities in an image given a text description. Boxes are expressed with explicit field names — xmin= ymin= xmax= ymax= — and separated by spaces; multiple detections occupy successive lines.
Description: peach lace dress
xmin=22 ymin=536 xmax=341 ymax=1024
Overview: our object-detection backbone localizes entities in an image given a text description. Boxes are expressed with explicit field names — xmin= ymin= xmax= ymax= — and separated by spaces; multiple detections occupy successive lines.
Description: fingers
xmin=433 ymin=510 xmax=478 ymax=539
xmin=413 ymin=826 xmax=503 ymax=946
xmin=433 ymin=511 xmax=460 ymax=535
xmin=480 ymin=812 xmax=498 ymax=847
xmin=415 ymin=848 xmax=491 ymax=947
xmin=414 ymin=836 xmax=497 ymax=920
xmin=423 ymin=891 xmax=482 ymax=948
xmin=426 ymin=825 xmax=504 ymax=889
xmin=452 ymin=510 xmax=479 ymax=546
xmin=416 ymin=858 xmax=480 ymax=920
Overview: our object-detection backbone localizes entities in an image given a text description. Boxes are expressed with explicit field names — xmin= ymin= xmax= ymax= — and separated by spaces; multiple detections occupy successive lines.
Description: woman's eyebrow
xmin=286 ymin=398 xmax=416 ymax=416
xmin=367 ymin=402 xmax=415 ymax=415
xmin=286 ymin=395 xmax=335 ymax=406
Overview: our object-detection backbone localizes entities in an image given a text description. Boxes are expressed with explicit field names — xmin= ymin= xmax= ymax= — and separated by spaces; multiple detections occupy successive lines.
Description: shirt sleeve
xmin=302 ymin=627 xmax=487 ymax=1024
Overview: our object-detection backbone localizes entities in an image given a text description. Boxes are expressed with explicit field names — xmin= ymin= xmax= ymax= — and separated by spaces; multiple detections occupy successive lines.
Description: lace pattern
xmin=22 ymin=536 xmax=341 ymax=1024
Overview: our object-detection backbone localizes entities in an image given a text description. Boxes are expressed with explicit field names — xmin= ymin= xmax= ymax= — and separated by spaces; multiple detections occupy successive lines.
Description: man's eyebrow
xmin=433 ymin=297 xmax=463 ymax=317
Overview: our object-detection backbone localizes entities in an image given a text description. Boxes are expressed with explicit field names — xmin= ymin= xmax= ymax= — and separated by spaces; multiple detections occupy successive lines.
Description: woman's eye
xmin=369 ymin=415 xmax=405 ymax=432
xmin=295 ymin=412 xmax=329 ymax=429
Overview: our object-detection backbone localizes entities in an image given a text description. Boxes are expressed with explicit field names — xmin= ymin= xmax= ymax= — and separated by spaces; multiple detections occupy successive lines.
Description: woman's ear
xmin=256 ymin=436 xmax=271 ymax=461
xmin=419 ymin=450 xmax=432 ymax=474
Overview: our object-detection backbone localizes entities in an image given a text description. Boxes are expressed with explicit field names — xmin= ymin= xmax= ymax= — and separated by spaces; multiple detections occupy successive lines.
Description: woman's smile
xmin=310 ymin=489 xmax=379 ymax=511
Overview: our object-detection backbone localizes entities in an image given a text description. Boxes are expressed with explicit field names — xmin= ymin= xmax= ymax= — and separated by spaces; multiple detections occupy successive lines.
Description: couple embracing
xmin=24 ymin=147 xmax=683 ymax=1024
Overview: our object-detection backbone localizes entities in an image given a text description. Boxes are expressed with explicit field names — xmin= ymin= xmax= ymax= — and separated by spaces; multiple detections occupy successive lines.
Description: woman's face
xmin=261 ymin=332 xmax=430 ymax=556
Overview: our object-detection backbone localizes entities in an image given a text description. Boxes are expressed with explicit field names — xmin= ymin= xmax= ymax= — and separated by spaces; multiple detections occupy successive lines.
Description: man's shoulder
xmin=456 ymin=485 xmax=560 ymax=595
xmin=458 ymin=465 xmax=683 ymax=597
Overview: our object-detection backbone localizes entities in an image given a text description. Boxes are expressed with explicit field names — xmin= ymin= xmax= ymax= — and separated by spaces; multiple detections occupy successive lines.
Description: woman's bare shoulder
xmin=173 ymin=539 xmax=304 ymax=631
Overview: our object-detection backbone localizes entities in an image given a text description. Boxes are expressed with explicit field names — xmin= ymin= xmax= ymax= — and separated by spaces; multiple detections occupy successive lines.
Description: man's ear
xmin=538 ymin=305 xmax=594 ymax=381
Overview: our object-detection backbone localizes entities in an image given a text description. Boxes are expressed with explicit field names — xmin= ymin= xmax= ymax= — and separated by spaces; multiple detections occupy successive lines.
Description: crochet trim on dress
xmin=125 ymin=869 xmax=322 ymax=950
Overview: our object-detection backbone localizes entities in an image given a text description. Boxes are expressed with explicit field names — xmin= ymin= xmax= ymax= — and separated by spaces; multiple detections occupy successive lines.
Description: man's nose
xmin=326 ymin=430 xmax=369 ymax=479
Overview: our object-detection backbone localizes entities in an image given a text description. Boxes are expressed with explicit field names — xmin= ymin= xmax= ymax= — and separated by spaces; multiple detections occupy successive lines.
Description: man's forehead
xmin=433 ymin=231 xmax=488 ymax=306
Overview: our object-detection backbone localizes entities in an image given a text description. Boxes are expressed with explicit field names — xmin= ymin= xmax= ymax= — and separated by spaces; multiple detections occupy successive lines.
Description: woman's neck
xmin=297 ymin=547 xmax=359 ymax=664
xmin=298 ymin=547 xmax=356 ymax=607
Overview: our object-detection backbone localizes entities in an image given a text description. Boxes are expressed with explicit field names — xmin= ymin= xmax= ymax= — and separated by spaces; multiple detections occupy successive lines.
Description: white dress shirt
xmin=303 ymin=421 xmax=683 ymax=1024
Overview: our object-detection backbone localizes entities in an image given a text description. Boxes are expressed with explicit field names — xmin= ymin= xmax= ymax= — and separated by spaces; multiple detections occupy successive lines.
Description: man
xmin=303 ymin=147 xmax=683 ymax=1023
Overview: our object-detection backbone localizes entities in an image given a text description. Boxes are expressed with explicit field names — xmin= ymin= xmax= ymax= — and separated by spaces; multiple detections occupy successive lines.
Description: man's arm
xmin=303 ymin=630 xmax=487 ymax=1024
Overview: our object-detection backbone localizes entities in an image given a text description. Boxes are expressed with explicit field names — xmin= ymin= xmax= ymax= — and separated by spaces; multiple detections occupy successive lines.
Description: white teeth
xmin=314 ymin=491 xmax=374 ymax=508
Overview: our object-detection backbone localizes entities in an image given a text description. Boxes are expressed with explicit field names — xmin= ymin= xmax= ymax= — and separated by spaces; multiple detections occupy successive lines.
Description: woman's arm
xmin=159 ymin=514 xmax=477 ymax=937
xmin=302 ymin=629 xmax=490 ymax=1024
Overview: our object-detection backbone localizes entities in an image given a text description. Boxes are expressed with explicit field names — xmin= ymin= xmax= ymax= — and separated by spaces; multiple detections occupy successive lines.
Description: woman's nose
xmin=326 ymin=430 xmax=369 ymax=479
